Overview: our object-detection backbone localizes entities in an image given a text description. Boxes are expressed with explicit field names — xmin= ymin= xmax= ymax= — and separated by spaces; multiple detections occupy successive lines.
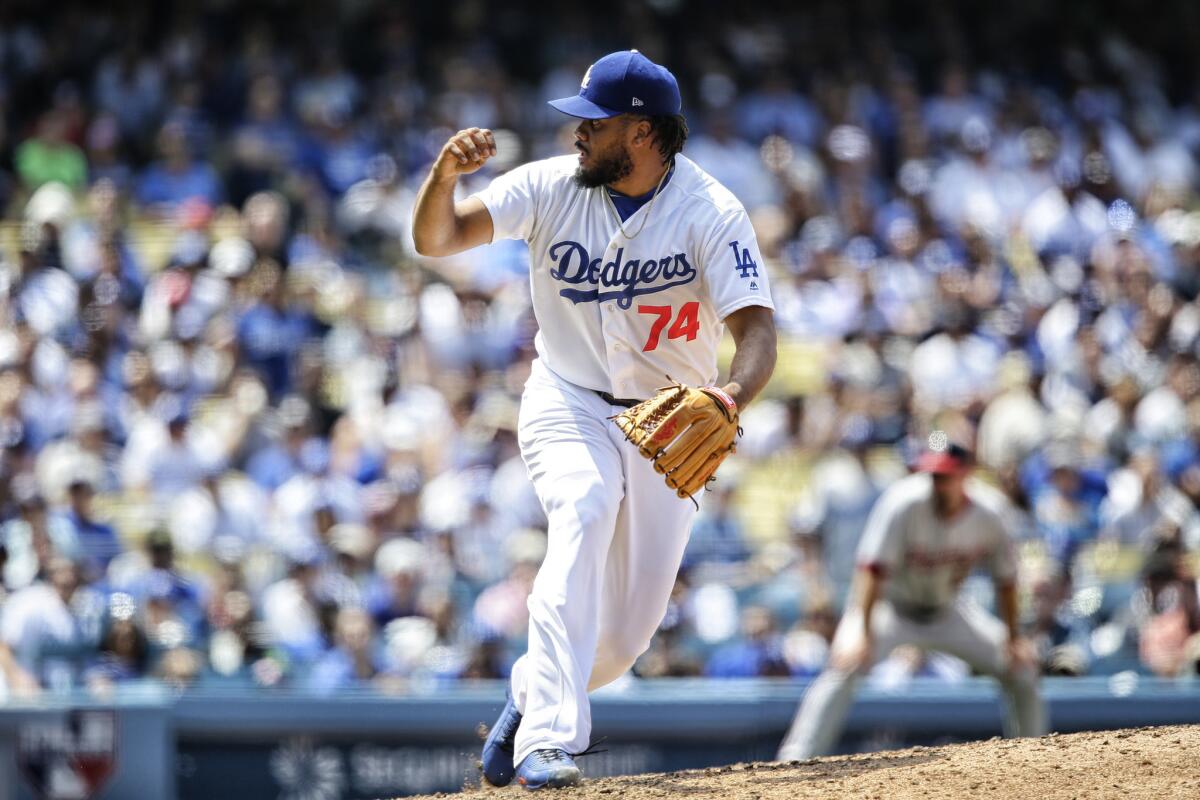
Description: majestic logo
xmin=631 ymin=97 xmax=644 ymax=107
xmin=581 ymin=65 xmax=593 ymax=90
xmin=548 ymin=241 xmax=697 ymax=308
xmin=729 ymin=240 xmax=758 ymax=278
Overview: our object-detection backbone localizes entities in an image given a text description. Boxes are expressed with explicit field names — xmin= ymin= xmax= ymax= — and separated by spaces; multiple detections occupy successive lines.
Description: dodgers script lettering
xmin=548 ymin=240 xmax=698 ymax=308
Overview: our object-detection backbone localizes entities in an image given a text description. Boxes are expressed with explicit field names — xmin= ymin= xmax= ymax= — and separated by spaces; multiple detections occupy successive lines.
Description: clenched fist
xmin=433 ymin=127 xmax=498 ymax=180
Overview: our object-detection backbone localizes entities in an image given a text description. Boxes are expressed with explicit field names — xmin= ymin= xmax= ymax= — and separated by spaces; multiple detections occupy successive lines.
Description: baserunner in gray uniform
xmin=777 ymin=433 xmax=1047 ymax=760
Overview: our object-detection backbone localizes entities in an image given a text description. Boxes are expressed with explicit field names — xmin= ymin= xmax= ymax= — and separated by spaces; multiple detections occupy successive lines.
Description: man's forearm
xmin=412 ymin=127 xmax=496 ymax=256
xmin=997 ymin=582 xmax=1020 ymax=640
xmin=859 ymin=568 xmax=881 ymax=637
xmin=411 ymin=171 xmax=460 ymax=256
xmin=0 ymin=643 xmax=35 ymax=689
xmin=722 ymin=310 xmax=777 ymax=408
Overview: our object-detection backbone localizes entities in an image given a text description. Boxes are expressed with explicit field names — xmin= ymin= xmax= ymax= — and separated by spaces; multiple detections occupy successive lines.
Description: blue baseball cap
xmin=549 ymin=50 xmax=681 ymax=119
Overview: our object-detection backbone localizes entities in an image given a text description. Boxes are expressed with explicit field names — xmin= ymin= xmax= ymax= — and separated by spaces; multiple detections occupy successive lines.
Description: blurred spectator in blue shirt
xmin=304 ymin=607 xmax=383 ymax=694
xmin=261 ymin=554 xmax=326 ymax=666
xmin=737 ymin=69 xmax=823 ymax=147
xmin=113 ymin=529 xmax=205 ymax=641
xmin=236 ymin=263 xmax=317 ymax=398
xmin=308 ymin=109 xmax=377 ymax=197
xmin=246 ymin=395 xmax=315 ymax=491
xmin=1023 ymin=440 xmax=1108 ymax=564
xmin=685 ymin=484 xmax=750 ymax=569
xmin=55 ymin=477 xmax=120 ymax=580
xmin=704 ymin=606 xmax=790 ymax=678
xmin=93 ymin=47 xmax=165 ymax=140
xmin=126 ymin=410 xmax=216 ymax=499
xmin=135 ymin=122 xmax=222 ymax=216
xmin=1 ymin=557 xmax=103 ymax=690
xmin=228 ymin=75 xmax=301 ymax=207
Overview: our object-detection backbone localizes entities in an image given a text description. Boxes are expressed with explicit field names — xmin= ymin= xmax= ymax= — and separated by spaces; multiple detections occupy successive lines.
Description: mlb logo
xmin=18 ymin=709 xmax=118 ymax=800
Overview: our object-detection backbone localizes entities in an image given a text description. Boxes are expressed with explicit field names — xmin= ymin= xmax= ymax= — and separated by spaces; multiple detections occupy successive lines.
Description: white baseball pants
xmin=777 ymin=599 xmax=1047 ymax=760
xmin=509 ymin=359 xmax=697 ymax=767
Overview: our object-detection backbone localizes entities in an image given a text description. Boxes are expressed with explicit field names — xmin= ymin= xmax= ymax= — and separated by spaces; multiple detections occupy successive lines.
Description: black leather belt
xmin=595 ymin=390 xmax=641 ymax=408
xmin=891 ymin=600 xmax=945 ymax=623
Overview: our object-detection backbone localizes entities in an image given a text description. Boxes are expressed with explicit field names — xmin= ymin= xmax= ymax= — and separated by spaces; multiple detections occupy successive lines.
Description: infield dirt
xmin=408 ymin=724 xmax=1200 ymax=800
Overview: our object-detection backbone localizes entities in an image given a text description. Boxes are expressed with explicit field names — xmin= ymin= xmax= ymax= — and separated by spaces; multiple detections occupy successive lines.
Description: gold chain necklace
xmin=603 ymin=163 xmax=672 ymax=240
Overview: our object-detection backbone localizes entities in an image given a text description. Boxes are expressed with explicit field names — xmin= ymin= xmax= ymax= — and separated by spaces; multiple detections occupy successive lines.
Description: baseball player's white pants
xmin=509 ymin=359 xmax=697 ymax=767
xmin=777 ymin=599 xmax=1047 ymax=760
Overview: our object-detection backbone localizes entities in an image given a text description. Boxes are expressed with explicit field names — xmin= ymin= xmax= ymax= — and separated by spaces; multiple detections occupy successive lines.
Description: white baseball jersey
xmin=472 ymin=154 xmax=773 ymax=399
xmin=856 ymin=473 xmax=1017 ymax=612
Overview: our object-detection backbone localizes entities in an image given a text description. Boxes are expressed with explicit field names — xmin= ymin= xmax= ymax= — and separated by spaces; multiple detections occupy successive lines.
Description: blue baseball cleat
xmin=480 ymin=693 xmax=522 ymax=786
xmin=515 ymin=749 xmax=583 ymax=790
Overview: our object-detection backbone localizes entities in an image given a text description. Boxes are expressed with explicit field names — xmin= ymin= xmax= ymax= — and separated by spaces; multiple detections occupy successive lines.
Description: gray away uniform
xmin=777 ymin=473 xmax=1047 ymax=760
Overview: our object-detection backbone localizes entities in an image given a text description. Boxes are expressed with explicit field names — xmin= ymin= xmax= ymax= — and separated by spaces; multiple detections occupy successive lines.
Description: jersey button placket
xmin=607 ymin=335 xmax=631 ymax=394
xmin=600 ymin=237 xmax=635 ymax=396
xmin=604 ymin=323 xmax=633 ymax=395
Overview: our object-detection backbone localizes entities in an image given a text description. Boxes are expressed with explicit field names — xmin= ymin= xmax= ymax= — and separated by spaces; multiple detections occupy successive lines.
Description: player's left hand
xmin=1006 ymin=636 xmax=1038 ymax=673
xmin=612 ymin=382 xmax=740 ymax=501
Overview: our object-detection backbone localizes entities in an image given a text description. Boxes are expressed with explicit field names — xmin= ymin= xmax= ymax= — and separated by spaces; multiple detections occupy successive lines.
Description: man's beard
xmin=573 ymin=144 xmax=634 ymax=188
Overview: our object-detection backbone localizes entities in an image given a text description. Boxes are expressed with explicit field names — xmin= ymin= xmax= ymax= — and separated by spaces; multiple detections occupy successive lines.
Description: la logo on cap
xmin=549 ymin=49 xmax=681 ymax=120
xmin=583 ymin=50 xmax=636 ymax=90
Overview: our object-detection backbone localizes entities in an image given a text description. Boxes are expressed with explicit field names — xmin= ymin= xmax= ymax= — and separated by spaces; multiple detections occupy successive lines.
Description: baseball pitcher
xmin=412 ymin=50 xmax=777 ymax=789
xmin=777 ymin=435 xmax=1047 ymax=761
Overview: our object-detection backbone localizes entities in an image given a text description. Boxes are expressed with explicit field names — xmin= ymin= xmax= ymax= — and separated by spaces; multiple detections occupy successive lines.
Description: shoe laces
xmin=530 ymin=740 xmax=608 ymax=763
xmin=569 ymin=739 xmax=608 ymax=758
xmin=531 ymin=749 xmax=573 ymax=767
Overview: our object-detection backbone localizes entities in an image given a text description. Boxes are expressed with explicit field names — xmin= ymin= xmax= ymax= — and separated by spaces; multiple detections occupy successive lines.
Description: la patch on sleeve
xmin=729 ymin=240 xmax=759 ymax=280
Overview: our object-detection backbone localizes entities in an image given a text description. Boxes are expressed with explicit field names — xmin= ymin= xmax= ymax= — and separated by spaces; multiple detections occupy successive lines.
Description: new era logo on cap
xmin=548 ymin=50 xmax=682 ymax=119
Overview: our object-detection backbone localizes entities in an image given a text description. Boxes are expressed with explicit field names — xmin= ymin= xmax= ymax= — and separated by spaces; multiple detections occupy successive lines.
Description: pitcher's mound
xmin=410 ymin=724 xmax=1200 ymax=799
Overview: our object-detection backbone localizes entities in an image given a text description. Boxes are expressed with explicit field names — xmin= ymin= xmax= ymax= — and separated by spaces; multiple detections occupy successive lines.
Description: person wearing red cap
xmin=777 ymin=431 xmax=1046 ymax=760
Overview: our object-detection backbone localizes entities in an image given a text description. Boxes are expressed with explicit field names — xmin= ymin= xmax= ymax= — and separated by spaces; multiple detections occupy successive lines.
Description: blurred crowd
xmin=0 ymin=0 xmax=1198 ymax=699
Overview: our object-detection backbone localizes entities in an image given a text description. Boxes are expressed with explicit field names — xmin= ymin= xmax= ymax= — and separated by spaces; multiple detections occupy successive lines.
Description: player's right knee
xmin=817 ymin=662 xmax=863 ymax=682
xmin=999 ymin=665 xmax=1039 ymax=689
xmin=597 ymin=633 xmax=650 ymax=673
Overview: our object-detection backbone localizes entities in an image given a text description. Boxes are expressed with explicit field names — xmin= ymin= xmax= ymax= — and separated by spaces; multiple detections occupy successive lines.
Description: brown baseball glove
xmin=612 ymin=382 xmax=740 ymax=501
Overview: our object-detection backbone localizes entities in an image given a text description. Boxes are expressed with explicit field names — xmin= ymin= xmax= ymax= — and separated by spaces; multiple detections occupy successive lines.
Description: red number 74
xmin=638 ymin=302 xmax=700 ymax=351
